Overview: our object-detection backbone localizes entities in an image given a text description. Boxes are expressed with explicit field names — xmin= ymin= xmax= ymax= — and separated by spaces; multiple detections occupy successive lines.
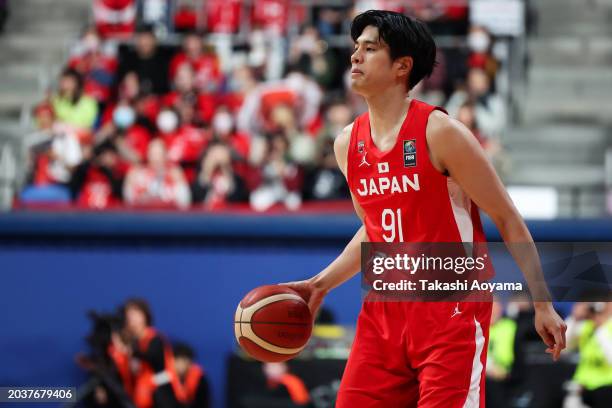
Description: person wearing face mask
xmin=211 ymin=108 xmax=250 ymax=161
xmin=96 ymin=104 xmax=152 ymax=165
xmin=467 ymin=26 xmax=499 ymax=82
xmin=156 ymin=108 xmax=208 ymax=183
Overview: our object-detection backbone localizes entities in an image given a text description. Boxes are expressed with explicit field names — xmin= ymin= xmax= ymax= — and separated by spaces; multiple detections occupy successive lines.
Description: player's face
xmin=350 ymin=26 xmax=398 ymax=96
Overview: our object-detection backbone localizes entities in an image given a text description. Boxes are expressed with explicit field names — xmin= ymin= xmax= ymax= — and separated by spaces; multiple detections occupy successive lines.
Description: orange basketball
xmin=234 ymin=285 xmax=312 ymax=362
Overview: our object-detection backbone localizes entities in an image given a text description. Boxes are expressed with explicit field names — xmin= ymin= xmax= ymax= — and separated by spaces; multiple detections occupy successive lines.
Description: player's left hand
xmin=534 ymin=302 xmax=567 ymax=361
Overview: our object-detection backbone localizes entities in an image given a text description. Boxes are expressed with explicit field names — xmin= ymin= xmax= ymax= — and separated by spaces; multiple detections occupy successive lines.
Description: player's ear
xmin=396 ymin=56 xmax=413 ymax=79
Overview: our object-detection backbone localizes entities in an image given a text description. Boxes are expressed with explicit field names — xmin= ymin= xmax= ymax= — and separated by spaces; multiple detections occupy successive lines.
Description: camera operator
xmin=123 ymin=298 xmax=186 ymax=408
xmin=565 ymin=301 xmax=612 ymax=408
xmin=77 ymin=311 xmax=134 ymax=408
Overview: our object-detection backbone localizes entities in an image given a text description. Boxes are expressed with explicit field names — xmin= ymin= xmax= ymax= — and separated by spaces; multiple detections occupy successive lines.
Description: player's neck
xmin=366 ymin=88 xmax=411 ymax=140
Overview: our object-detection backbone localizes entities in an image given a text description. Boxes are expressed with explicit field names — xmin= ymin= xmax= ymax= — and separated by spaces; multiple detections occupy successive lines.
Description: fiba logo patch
xmin=403 ymin=140 xmax=417 ymax=167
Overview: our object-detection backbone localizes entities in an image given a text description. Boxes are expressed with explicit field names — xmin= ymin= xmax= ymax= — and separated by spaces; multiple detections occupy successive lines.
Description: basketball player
xmin=285 ymin=10 xmax=567 ymax=407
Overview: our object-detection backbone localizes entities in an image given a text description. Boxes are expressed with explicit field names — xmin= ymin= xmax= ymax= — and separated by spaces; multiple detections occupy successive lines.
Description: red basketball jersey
xmin=347 ymin=99 xmax=487 ymax=244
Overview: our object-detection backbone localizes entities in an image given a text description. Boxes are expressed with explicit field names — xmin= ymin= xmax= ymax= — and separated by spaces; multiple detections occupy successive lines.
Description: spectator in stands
xmin=237 ymin=70 xmax=323 ymax=138
xmin=315 ymin=7 xmax=345 ymax=38
xmin=52 ymin=68 xmax=99 ymax=130
xmin=191 ymin=142 xmax=248 ymax=209
xmin=116 ymin=24 xmax=170 ymax=95
xmin=68 ymin=27 xmax=118 ymax=104
xmin=71 ymin=141 xmax=124 ymax=209
xmin=122 ymin=298 xmax=185 ymax=408
xmin=457 ymin=101 xmax=501 ymax=154
xmin=96 ymin=103 xmax=151 ymax=165
xmin=317 ymin=100 xmax=353 ymax=143
xmin=210 ymin=107 xmax=250 ymax=162
xmin=164 ymin=64 xmax=215 ymax=125
xmin=0 ymin=0 xmax=8 ymax=34
xmin=467 ymin=25 xmax=499 ymax=82
xmin=565 ymin=301 xmax=612 ymax=408
xmin=288 ymin=26 xmax=338 ymax=88
xmin=269 ymin=104 xmax=316 ymax=166
xmin=123 ymin=138 xmax=191 ymax=209
xmin=456 ymin=100 xmax=508 ymax=176
xmin=226 ymin=65 xmax=259 ymax=109
xmin=250 ymin=132 xmax=302 ymax=212
xmin=156 ymin=107 xmax=209 ymax=182
xmin=446 ymin=67 xmax=506 ymax=139
xmin=303 ymin=136 xmax=350 ymax=201
xmin=486 ymin=297 xmax=517 ymax=408
xmin=27 ymin=103 xmax=83 ymax=188
xmin=110 ymin=71 xmax=161 ymax=129
xmin=169 ymin=32 xmax=222 ymax=94
xmin=262 ymin=362 xmax=311 ymax=407
xmin=172 ymin=342 xmax=211 ymax=408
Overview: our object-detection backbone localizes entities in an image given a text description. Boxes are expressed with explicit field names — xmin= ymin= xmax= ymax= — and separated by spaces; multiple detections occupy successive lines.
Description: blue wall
xmin=0 ymin=213 xmax=365 ymax=408
xmin=2 ymin=212 xmax=612 ymax=407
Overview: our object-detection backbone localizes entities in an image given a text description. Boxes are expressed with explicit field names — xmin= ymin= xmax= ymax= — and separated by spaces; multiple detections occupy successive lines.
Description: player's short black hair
xmin=350 ymin=10 xmax=437 ymax=90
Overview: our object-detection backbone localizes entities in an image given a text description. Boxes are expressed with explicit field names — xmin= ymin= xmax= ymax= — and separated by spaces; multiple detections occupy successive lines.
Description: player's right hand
xmin=280 ymin=279 xmax=328 ymax=322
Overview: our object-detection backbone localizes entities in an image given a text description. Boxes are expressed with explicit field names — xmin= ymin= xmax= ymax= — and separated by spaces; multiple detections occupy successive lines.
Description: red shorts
xmin=337 ymin=301 xmax=492 ymax=408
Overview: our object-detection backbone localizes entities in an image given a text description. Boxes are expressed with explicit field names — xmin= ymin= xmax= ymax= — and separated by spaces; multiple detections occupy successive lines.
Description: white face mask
xmin=212 ymin=112 xmax=234 ymax=135
xmin=468 ymin=31 xmax=491 ymax=53
xmin=113 ymin=106 xmax=136 ymax=129
xmin=157 ymin=110 xmax=179 ymax=133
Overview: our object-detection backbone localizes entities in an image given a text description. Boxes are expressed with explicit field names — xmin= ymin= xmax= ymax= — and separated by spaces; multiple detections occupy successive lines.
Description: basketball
xmin=234 ymin=285 xmax=312 ymax=362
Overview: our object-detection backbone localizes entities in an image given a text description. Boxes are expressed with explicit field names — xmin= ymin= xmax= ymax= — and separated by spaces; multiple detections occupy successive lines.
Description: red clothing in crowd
xmin=206 ymin=0 xmax=242 ymax=33
xmin=93 ymin=0 xmax=136 ymax=39
xmin=169 ymin=53 xmax=223 ymax=92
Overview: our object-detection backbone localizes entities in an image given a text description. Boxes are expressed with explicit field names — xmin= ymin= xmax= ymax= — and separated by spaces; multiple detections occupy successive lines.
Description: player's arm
xmin=283 ymin=123 xmax=367 ymax=317
xmin=426 ymin=110 xmax=567 ymax=360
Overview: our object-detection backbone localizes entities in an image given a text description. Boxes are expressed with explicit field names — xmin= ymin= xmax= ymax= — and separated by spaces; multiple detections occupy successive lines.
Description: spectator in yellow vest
xmin=52 ymin=68 xmax=99 ymax=130
xmin=565 ymin=301 xmax=612 ymax=408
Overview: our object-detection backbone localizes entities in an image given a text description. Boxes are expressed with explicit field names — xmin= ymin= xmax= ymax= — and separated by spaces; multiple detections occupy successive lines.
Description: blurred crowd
xmin=22 ymin=0 xmax=507 ymax=210
xmin=486 ymin=295 xmax=612 ymax=408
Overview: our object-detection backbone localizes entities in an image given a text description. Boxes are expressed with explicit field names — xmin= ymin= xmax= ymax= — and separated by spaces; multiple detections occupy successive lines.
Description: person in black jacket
xmin=116 ymin=25 xmax=171 ymax=95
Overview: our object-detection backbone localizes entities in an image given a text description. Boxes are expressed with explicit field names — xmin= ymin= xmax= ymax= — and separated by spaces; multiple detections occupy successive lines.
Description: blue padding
xmin=19 ymin=185 xmax=71 ymax=203
xmin=2 ymin=211 xmax=612 ymax=241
